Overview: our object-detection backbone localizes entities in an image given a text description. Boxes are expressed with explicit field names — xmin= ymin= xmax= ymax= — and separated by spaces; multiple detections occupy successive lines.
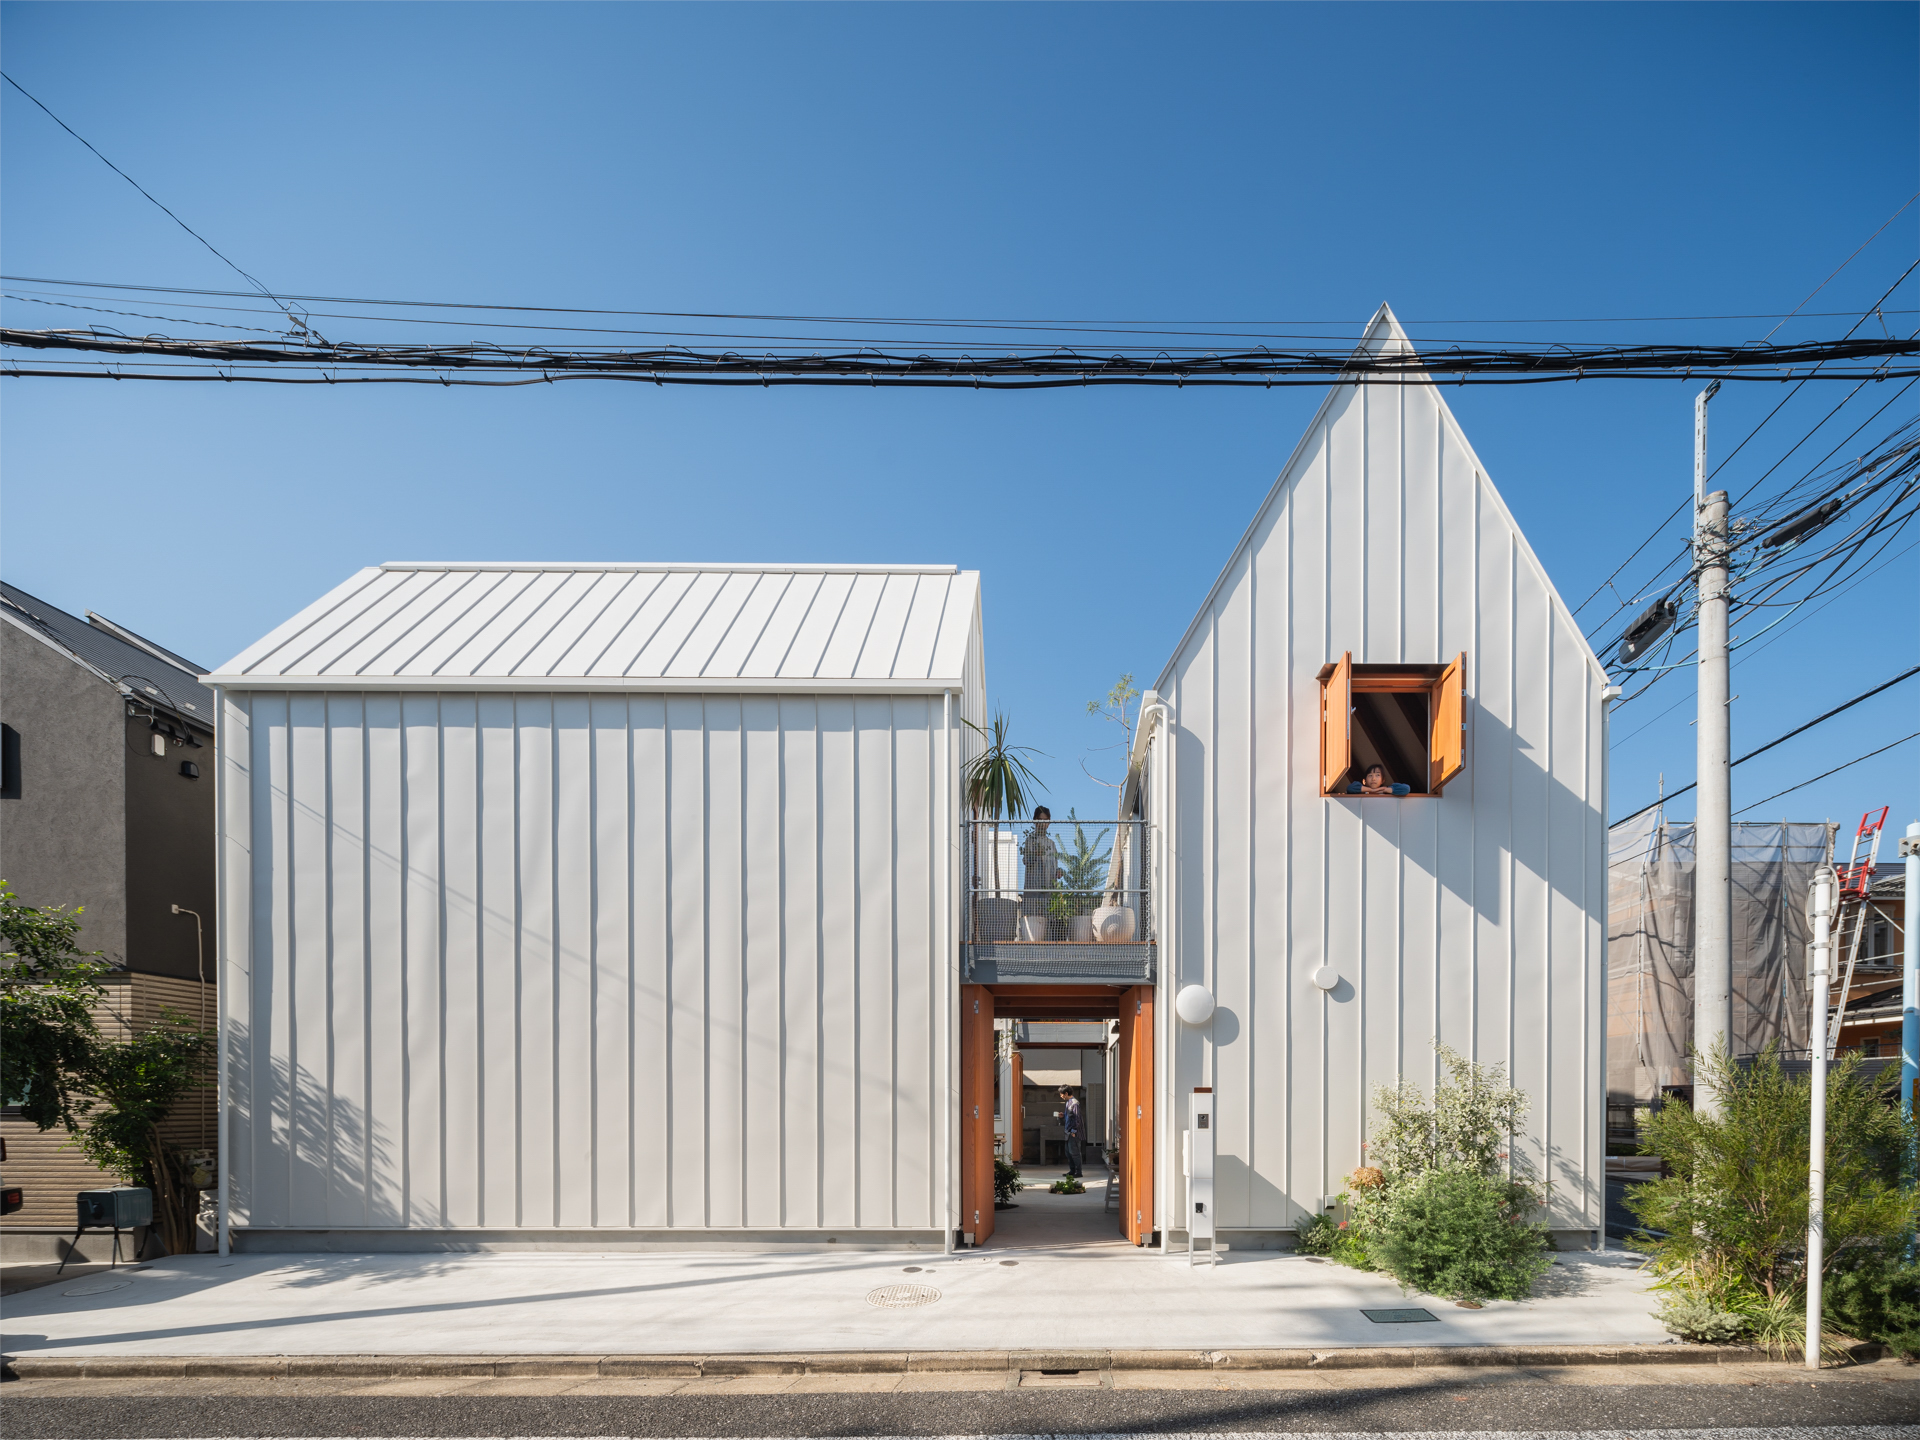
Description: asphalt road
xmin=6 ymin=1382 xmax=1919 ymax=1437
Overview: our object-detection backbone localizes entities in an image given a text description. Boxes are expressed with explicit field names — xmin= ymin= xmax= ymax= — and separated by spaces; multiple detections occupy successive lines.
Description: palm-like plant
xmin=963 ymin=713 xmax=1046 ymax=895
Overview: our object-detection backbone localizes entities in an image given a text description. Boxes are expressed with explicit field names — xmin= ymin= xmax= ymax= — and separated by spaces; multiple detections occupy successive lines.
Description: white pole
xmin=1902 ymin=821 xmax=1918 ymax=1133
xmin=1806 ymin=862 xmax=1835 ymax=1370
xmin=1693 ymin=381 xmax=1731 ymax=1117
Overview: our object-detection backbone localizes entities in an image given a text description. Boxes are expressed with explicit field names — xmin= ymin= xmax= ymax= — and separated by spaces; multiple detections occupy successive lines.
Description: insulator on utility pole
xmin=1693 ymin=381 xmax=1732 ymax=1118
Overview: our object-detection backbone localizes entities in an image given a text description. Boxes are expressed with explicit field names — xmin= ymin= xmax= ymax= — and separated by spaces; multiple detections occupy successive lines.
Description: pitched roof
xmin=207 ymin=563 xmax=982 ymax=692
xmin=0 ymin=581 xmax=215 ymax=722
xmin=1153 ymin=303 xmax=1606 ymax=693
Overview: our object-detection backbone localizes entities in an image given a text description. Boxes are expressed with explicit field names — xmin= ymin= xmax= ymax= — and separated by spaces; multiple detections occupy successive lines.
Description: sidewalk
xmin=1 ymin=1203 xmax=1665 ymax=1360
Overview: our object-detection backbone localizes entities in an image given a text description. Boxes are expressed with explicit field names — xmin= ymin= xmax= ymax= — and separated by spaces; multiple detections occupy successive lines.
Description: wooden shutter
xmin=1119 ymin=985 xmax=1155 ymax=1245
xmin=1429 ymin=652 xmax=1466 ymax=793
xmin=1320 ymin=652 xmax=1353 ymax=796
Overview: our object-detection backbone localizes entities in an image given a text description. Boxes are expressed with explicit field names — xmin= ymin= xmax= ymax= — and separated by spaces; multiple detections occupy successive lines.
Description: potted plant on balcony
xmin=963 ymin=714 xmax=1045 ymax=943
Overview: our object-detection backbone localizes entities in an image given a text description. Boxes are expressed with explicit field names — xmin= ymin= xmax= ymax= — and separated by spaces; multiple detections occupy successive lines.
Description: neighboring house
xmin=0 ymin=582 xmax=218 ymax=1242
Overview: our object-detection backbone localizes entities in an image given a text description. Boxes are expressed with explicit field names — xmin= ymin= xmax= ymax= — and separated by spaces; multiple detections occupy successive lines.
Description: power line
xmin=0 ymin=72 xmax=307 ymax=335
xmin=1731 ymin=732 xmax=1920 ymax=818
xmin=6 ymin=327 xmax=1915 ymax=388
xmin=1612 ymin=666 xmax=1920 ymax=824
xmin=6 ymin=273 xmax=1916 ymax=330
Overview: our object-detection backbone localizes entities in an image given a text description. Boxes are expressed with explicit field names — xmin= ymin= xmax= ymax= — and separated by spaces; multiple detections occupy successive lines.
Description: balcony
xmin=962 ymin=817 xmax=1155 ymax=985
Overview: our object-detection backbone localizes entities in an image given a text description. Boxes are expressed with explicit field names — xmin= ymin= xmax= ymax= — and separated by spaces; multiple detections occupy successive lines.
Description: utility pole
xmin=1693 ymin=380 xmax=1732 ymax=1115
xmin=1806 ymin=862 xmax=1835 ymax=1371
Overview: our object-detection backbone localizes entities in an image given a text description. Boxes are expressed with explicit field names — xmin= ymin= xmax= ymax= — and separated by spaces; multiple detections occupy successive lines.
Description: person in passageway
xmin=1059 ymin=1087 xmax=1084 ymax=1178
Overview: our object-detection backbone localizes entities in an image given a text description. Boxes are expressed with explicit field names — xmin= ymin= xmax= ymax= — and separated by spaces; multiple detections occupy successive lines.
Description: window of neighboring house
xmin=0 ymin=723 xmax=19 ymax=799
xmin=1318 ymin=652 xmax=1466 ymax=798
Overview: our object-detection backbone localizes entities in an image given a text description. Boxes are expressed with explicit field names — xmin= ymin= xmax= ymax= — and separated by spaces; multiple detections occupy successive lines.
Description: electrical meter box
xmin=1187 ymin=1088 xmax=1215 ymax=1266
xmin=77 ymin=1187 xmax=152 ymax=1230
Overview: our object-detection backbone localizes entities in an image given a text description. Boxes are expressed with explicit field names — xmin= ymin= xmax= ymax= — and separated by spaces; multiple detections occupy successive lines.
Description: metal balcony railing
xmin=962 ymin=817 xmax=1153 ymax=945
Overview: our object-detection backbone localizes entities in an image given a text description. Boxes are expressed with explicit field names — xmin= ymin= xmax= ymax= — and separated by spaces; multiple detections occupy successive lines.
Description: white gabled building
xmin=207 ymin=307 xmax=1610 ymax=1256
xmin=208 ymin=563 xmax=983 ymax=1250
xmin=1139 ymin=306 xmax=1611 ymax=1249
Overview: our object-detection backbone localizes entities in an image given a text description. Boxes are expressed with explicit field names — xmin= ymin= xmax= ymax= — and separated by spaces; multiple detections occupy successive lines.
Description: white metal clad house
xmin=1140 ymin=306 xmax=1611 ymax=1249
xmin=207 ymin=563 xmax=983 ymax=1250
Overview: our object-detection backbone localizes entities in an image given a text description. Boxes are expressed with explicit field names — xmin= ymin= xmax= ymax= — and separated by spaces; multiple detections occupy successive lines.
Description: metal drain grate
xmin=866 ymin=1283 xmax=942 ymax=1309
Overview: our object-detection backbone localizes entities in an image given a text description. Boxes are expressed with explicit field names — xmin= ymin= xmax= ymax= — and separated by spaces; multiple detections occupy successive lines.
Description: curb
xmin=5 ymin=1342 xmax=1887 ymax=1380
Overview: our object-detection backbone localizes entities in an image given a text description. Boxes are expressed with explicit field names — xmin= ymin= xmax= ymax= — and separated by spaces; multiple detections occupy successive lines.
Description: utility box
xmin=77 ymin=1187 xmax=151 ymax=1230
xmin=1187 ymin=1088 xmax=1215 ymax=1266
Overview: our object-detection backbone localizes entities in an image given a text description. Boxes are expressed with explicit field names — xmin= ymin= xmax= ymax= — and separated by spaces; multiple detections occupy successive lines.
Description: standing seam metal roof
xmin=206 ymin=563 xmax=981 ymax=689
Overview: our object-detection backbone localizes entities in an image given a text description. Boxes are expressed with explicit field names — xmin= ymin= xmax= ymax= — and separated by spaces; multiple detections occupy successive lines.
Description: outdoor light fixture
xmin=1618 ymin=598 xmax=1677 ymax=664
xmin=1311 ymin=967 xmax=1339 ymax=991
xmin=1175 ymin=984 xmax=1216 ymax=1026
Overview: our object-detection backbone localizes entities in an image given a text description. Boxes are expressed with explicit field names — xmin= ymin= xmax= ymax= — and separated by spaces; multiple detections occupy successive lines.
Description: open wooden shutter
xmin=1320 ymin=652 xmax=1353 ymax=796
xmin=960 ymin=986 xmax=996 ymax=1244
xmin=1428 ymin=652 xmax=1465 ymax=793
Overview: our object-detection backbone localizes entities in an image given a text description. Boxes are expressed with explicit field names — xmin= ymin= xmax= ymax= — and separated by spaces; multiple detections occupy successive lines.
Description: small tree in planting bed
xmin=1305 ymin=1043 xmax=1552 ymax=1304
xmin=1626 ymin=1043 xmax=1919 ymax=1358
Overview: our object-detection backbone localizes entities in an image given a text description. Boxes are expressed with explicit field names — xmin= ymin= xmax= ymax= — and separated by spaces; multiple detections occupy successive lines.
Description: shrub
xmin=1824 ymin=1237 xmax=1920 ymax=1357
xmin=1625 ymin=1043 xmax=1918 ymax=1354
xmin=1658 ymin=1292 xmax=1752 ymax=1344
xmin=1369 ymin=1167 xmax=1551 ymax=1303
xmin=1049 ymin=1176 xmax=1086 ymax=1195
xmin=994 ymin=1158 xmax=1023 ymax=1206
xmin=1296 ymin=1209 xmax=1339 ymax=1256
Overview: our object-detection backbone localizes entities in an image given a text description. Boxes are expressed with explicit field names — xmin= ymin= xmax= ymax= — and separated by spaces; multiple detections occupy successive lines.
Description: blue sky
xmin=3 ymin=2 xmax=1915 ymax=836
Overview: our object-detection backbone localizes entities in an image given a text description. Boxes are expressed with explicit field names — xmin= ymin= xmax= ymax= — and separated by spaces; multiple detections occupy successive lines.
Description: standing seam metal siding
xmin=219 ymin=684 xmax=971 ymax=1236
xmin=1153 ymin=310 xmax=1607 ymax=1237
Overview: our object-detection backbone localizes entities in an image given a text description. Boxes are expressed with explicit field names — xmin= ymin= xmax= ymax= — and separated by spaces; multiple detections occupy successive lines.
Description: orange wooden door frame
xmin=1118 ymin=984 xmax=1155 ymax=1245
xmin=959 ymin=984 xmax=996 ymax=1244
xmin=1009 ymin=1050 xmax=1024 ymax=1163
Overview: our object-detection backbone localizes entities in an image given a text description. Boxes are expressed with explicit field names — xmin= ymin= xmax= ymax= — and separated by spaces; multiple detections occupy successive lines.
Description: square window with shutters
xmin=1317 ymin=652 xmax=1465 ymax=798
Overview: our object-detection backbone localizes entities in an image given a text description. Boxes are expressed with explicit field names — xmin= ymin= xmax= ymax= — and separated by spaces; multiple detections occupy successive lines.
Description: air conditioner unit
xmin=77 ymin=1187 xmax=152 ymax=1230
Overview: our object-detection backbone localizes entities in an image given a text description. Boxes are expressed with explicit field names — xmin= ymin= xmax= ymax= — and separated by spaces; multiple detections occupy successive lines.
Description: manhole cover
xmin=1361 ymin=1307 xmax=1437 ymax=1323
xmin=866 ymin=1283 xmax=941 ymax=1308
xmin=62 ymin=1279 xmax=133 ymax=1297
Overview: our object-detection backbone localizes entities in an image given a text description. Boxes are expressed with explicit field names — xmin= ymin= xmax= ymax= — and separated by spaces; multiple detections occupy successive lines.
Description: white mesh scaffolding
xmin=1606 ymin=816 xmax=1832 ymax=1105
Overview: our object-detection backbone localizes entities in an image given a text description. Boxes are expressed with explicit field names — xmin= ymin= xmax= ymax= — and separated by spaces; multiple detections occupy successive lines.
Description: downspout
xmin=944 ymin=687 xmax=957 ymax=1256
xmin=1129 ymin=690 xmax=1173 ymax=1253
xmin=213 ymin=686 xmax=231 ymax=1258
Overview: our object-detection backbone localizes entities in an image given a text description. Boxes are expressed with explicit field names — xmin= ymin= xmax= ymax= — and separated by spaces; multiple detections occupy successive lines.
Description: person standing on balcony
xmin=1059 ymin=1086 xmax=1084 ymax=1179
xmin=1021 ymin=807 xmax=1056 ymax=935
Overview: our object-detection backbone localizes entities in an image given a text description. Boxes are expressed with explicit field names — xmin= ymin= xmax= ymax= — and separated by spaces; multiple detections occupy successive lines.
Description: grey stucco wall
xmin=0 ymin=621 xmax=128 ymax=961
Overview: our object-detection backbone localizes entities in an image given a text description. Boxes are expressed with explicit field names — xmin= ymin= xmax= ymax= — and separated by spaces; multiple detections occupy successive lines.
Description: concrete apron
xmin=0 ymin=1233 xmax=1671 ymax=1360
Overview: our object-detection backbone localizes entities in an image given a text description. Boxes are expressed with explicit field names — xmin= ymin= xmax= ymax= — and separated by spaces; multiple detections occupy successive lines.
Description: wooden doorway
xmin=1115 ymin=984 xmax=1155 ymax=1245
xmin=959 ymin=984 xmax=996 ymax=1245
xmin=959 ymin=983 xmax=1153 ymax=1249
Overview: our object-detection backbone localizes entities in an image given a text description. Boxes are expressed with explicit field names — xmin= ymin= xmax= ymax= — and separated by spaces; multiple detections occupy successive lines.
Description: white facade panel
xmin=1151 ymin=307 xmax=1608 ymax=1242
xmin=221 ymin=682 xmax=970 ymax=1241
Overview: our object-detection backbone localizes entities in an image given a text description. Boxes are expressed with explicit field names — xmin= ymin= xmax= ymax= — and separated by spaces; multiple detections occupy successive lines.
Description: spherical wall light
xmin=1311 ymin=966 xmax=1339 ymax=991
xmin=1175 ymin=984 xmax=1216 ymax=1026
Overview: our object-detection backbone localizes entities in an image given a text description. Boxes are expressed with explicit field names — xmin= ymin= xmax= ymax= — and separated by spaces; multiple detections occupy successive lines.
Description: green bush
xmin=1625 ymin=1044 xmax=1918 ymax=1358
xmin=1296 ymin=1210 xmax=1339 ymax=1256
xmin=1658 ymin=1292 xmax=1752 ymax=1345
xmin=1824 ymin=1237 xmax=1920 ymax=1357
xmin=994 ymin=1157 xmax=1023 ymax=1206
xmin=1049 ymin=1175 xmax=1086 ymax=1195
xmin=1369 ymin=1167 xmax=1551 ymax=1303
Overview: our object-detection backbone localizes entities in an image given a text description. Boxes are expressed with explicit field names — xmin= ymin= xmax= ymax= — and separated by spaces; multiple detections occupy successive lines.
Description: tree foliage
xmin=1369 ymin=1167 xmax=1553 ymax=1303
xmin=0 ymin=881 xmax=112 ymax=1131
xmin=1626 ymin=1043 xmax=1918 ymax=1354
xmin=71 ymin=1008 xmax=213 ymax=1256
